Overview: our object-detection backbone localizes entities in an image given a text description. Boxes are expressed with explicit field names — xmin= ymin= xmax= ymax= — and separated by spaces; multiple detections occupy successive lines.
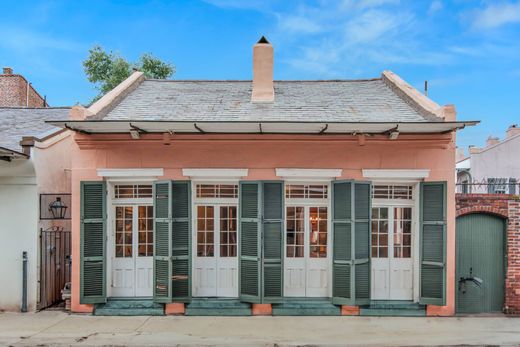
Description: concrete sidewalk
xmin=1 ymin=311 xmax=519 ymax=347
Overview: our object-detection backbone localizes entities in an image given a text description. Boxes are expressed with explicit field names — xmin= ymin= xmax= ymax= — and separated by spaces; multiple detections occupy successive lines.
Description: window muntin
xmin=219 ymin=206 xmax=237 ymax=257
xmin=197 ymin=206 xmax=214 ymax=257
xmin=309 ymin=207 xmax=328 ymax=258
xmin=372 ymin=185 xmax=413 ymax=200
xmin=286 ymin=206 xmax=304 ymax=257
xmin=371 ymin=207 xmax=389 ymax=258
xmin=393 ymin=207 xmax=412 ymax=258
xmin=286 ymin=184 xmax=328 ymax=199
xmin=196 ymin=184 xmax=238 ymax=198
xmin=115 ymin=206 xmax=133 ymax=258
xmin=114 ymin=184 xmax=153 ymax=199
xmin=138 ymin=206 xmax=154 ymax=257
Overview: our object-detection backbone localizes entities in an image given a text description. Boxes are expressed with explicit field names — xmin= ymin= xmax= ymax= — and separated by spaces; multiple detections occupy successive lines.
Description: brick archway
xmin=456 ymin=205 xmax=508 ymax=219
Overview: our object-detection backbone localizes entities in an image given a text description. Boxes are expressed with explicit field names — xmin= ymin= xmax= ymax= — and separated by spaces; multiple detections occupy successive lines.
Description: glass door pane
xmin=309 ymin=207 xmax=327 ymax=258
xmin=197 ymin=205 xmax=214 ymax=256
xmin=286 ymin=206 xmax=304 ymax=257
xmin=219 ymin=206 xmax=237 ymax=257
xmin=137 ymin=206 xmax=154 ymax=257
xmin=393 ymin=207 xmax=412 ymax=258
xmin=371 ymin=207 xmax=389 ymax=258
xmin=115 ymin=206 xmax=133 ymax=258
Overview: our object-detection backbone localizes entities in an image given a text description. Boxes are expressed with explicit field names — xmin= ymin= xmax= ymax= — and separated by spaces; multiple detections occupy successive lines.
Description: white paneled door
xmin=371 ymin=206 xmax=414 ymax=300
xmin=193 ymin=205 xmax=238 ymax=297
xmin=284 ymin=206 xmax=329 ymax=297
xmin=111 ymin=205 xmax=154 ymax=297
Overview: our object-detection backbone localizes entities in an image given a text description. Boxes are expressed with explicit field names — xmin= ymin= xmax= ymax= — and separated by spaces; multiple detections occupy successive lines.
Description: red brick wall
xmin=456 ymin=194 xmax=520 ymax=313
xmin=0 ymin=74 xmax=47 ymax=107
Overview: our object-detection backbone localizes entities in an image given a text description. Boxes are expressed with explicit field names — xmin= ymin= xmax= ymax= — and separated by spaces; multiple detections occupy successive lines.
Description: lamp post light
xmin=49 ymin=197 xmax=68 ymax=219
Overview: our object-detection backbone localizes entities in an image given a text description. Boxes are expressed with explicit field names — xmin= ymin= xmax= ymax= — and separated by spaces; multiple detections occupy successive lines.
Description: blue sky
xmin=1 ymin=0 xmax=519 ymax=151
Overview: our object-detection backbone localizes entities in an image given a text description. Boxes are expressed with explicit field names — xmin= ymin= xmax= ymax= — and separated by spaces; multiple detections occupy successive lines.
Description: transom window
xmin=372 ymin=185 xmax=413 ymax=200
xmin=285 ymin=184 xmax=328 ymax=199
xmin=114 ymin=184 xmax=153 ymax=199
xmin=196 ymin=184 xmax=238 ymax=198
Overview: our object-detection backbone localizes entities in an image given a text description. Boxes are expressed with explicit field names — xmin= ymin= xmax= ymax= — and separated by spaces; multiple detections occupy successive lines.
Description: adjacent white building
xmin=456 ymin=124 xmax=520 ymax=194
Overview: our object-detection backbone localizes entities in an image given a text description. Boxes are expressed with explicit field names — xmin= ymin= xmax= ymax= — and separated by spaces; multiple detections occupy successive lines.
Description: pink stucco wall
xmin=70 ymin=133 xmax=456 ymax=315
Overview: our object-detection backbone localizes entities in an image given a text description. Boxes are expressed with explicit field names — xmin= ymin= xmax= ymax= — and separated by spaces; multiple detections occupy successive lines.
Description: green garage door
xmin=456 ymin=213 xmax=506 ymax=313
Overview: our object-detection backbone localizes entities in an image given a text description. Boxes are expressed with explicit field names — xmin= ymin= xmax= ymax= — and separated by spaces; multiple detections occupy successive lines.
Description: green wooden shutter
xmin=171 ymin=181 xmax=191 ymax=302
xmin=80 ymin=181 xmax=106 ymax=304
xmin=332 ymin=180 xmax=371 ymax=306
xmin=420 ymin=181 xmax=447 ymax=306
xmin=353 ymin=182 xmax=371 ymax=304
xmin=153 ymin=181 xmax=172 ymax=303
xmin=262 ymin=181 xmax=284 ymax=303
xmin=239 ymin=181 xmax=262 ymax=303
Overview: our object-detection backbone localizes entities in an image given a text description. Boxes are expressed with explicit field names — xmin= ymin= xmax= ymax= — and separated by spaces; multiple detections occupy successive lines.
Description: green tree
xmin=83 ymin=45 xmax=175 ymax=101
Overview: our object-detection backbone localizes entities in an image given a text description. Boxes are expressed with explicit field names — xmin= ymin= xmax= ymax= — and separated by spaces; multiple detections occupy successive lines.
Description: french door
xmin=110 ymin=205 xmax=154 ymax=297
xmin=193 ymin=204 xmax=238 ymax=297
xmin=284 ymin=205 xmax=329 ymax=297
xmin=371 ymin=206 xmax=414 ymax=300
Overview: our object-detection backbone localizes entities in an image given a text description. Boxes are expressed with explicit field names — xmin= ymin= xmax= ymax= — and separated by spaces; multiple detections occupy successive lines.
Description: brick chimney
xmin=506 ymin=124 xmax=520 ymax=138
xmin=251 ymin=36 xmax=274 ymax=102
xmin=0 ymin=68 xmax=47 ymax=107
xmin=486 ymin=136 xmax=500 ymax=147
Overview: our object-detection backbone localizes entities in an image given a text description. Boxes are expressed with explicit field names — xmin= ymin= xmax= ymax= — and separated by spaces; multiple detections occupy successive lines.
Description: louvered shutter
xmin=153 ymin=181 xmax=172 ymax=303
xmin=332 ymin=180 xmax=371 ymax=306
xmin=239 ymin=181 xmax=262 ymax=303
xmin=262 ymin=181 xmax=284 ymax=303
xmin=80 ymin=181 xmax=106 ymax=304
xmin=353 ymin=182 xmax=371 ymax=304
xmin=420 ymin=181 xmax=447 ymax=306
xmin=171 ymin=181 xmax=191 ymax=302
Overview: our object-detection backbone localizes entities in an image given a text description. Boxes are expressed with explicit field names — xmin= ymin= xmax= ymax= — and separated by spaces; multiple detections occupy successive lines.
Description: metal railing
xmin=456 ymin=182 xmax=519 ymax=195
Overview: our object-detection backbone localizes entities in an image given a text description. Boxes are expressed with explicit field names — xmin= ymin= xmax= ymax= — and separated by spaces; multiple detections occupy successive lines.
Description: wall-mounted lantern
xmin=49 ymin=197 xmax=68 ymax=219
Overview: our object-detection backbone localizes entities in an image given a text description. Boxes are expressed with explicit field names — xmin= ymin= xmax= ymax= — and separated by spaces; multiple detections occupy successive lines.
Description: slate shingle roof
xmin=104 ymin=79 xmax=441 ymax=122
xmin=0 ymin=107 xmax=70 ymax=153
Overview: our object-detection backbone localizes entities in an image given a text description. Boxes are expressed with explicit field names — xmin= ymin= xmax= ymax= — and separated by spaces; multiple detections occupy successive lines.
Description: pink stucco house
xmin=49 ymin=38 xmax=477 ymax=316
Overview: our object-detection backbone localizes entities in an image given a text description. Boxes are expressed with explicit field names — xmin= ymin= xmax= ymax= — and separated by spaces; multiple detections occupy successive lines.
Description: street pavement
xmin=1 ymin=311 xmax=519 ymax=346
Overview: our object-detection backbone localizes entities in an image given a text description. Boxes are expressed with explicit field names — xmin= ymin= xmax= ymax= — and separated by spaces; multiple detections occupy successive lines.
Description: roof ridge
xmin=144 ymin=78 xmax=383 ymax=83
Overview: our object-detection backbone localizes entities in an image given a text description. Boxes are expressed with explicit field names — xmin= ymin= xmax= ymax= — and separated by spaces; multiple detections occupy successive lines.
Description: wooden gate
xmin=456 ymin=213 xmax=506 ymax=313
xmin=38 ymin=228 xmax=71 ymax=309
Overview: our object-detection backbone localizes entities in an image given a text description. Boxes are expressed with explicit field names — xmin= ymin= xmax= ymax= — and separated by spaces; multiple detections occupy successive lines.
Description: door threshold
xmin=107 ymin=297 xmax=154 ymax=301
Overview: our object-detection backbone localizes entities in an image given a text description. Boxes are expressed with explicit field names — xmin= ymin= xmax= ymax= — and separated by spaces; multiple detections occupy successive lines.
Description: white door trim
xmin=106 ymin=181 xmax=154 ymax=298
xmin=284 ymin=181 xmax=332 ymax=298
xmin=370 ymin=181 xmax=420 ymax=302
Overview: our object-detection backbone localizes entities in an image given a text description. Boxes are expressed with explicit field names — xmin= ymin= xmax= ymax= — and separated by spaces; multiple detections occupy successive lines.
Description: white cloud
xmin=0 ymin=27 xmax=84 ymax=52
xmin=428 ymin=1 xmax=443 ymax=15
xmin=470 ymin=2 xmax=520 ymax=29
xmin=278 ymin=15 xmax=323 ymax=34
